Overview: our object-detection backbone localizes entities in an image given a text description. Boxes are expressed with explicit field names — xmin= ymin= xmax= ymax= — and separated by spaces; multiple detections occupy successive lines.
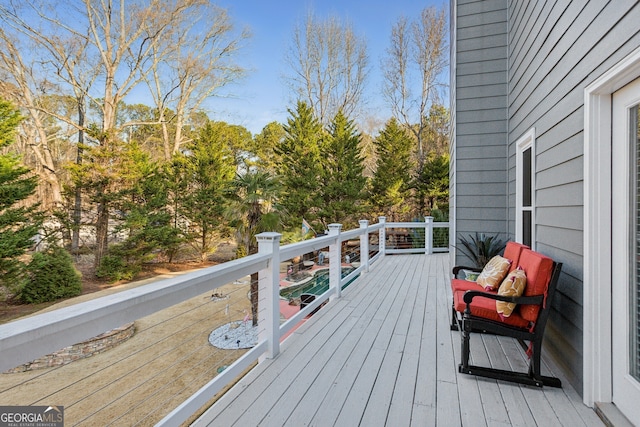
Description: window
xmin=516 ymin=129 xmax=535 ymax=248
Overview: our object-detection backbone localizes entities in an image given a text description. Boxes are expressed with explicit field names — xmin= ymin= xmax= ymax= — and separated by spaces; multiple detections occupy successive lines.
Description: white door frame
xmin=584 ymin=45 xmax=640 ymax=407
xmin=611 ymin=78 xmax=640 ymax=422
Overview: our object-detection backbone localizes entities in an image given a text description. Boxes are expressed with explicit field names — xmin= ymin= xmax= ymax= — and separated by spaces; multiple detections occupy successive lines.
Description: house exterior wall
xmin=451 ymin=0 xmax=509 ymax=266
xmin=452 ymin=0 xmax=640 ymax=397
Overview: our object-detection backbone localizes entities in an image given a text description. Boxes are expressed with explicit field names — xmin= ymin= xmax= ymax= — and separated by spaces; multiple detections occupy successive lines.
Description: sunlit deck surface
xmin=198 ymin=254 xmax=602 ymax=426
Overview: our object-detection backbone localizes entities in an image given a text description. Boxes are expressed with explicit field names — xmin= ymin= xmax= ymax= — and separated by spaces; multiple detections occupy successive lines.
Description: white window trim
xmin=584 ymin=45 xmax=640 ymax=408
xmin=515 ymin=128 xmax=535 ymax=248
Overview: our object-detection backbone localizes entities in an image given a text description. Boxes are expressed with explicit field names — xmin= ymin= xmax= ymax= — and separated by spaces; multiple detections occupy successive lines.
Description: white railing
xmin=384 ymin=217 xmax=450 ymax=255
xmin=0 ymin=217 xmax=448 ymax=426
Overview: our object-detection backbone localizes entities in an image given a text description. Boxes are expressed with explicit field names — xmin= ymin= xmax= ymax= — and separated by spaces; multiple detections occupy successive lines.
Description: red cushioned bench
xmin=451 ymin=247 xmax=563 ymax=388
xmin=450 ymin=241 xmax=529 ymax=330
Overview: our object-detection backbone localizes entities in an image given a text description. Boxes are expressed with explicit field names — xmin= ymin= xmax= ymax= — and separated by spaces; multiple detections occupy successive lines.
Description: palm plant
xmin=225 ymin=170 xmax=284 ymax=326
xmin=457 ymin=232 xmax=506 ymax=269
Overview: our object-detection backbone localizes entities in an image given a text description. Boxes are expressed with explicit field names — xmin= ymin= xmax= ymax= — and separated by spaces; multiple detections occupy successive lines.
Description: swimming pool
xmin=280 ymin=267 xmax=356 ymax=300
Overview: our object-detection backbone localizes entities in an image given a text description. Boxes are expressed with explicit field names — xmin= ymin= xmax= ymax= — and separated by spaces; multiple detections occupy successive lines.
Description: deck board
xmin=197 ymin=254 xmax=603 ymax=427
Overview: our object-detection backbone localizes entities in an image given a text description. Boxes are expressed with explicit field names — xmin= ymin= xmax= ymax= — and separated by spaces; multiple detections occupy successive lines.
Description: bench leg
xmin=459 ymin=310 xmax=471 ymax=372
xmin=459 ymin=332 xmax=562 ymax=388
xmin=527 ymin=339 xmax=562 ymax=388
xmin=450 ymin=301 xmax=459 ymax=331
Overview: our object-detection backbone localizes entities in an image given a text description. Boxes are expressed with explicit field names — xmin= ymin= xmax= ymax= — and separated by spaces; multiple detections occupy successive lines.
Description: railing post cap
xmin=255 ymin=232 xmax=282 ymax=242
xmin=359 ymin=219 xmax=369 ymax=226
xmin=328 ymin=223 xmax=342 ymax=230
xmin=378 ymin=216 xmax=386 ymax=222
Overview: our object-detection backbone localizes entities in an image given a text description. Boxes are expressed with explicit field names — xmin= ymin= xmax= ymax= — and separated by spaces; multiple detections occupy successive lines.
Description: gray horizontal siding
xmin=456 ymin=144 xmax=506 ymax=159
xmin=452 ymin=0 xmax=509 ymax=267
xmin=536 ymin=157 xmax=583 ymax=189
xmin=456 ymin=71 xmax=508 ymax=88
xmin=457 ymin=59 xmax=508 ymax=76
xmin=457 ymin=108 xmax=507 ymax=124
xmin=536 ymin=181 xmax=583 ymax=206
xmin=457 ymin=122 xmax=505 ymax=136
xmin=536 ymin=206 xmax=583 ymax=233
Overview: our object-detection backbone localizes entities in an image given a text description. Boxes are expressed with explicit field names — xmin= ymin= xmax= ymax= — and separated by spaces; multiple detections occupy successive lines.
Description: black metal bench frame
xmin=455 ymin=261 xmax=563 ymax=388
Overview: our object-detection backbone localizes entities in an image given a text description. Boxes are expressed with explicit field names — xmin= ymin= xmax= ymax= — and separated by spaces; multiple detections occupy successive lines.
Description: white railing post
xmin=378 ymin=216 xmax=386 ymax=255
xmin=425 ymin=216 xmax=434 ymax=255
xmin=256 ymin=232 xmax=282 ymax=360
xmin=359 ymin=220 xmax=369 ymax=272
xmin=328 ymin=223 xmax=342 ymax=301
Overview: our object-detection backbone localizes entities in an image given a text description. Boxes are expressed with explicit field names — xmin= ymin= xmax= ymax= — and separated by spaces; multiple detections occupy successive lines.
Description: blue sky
xmin=208 ymin=0 xmax=448 ymax=134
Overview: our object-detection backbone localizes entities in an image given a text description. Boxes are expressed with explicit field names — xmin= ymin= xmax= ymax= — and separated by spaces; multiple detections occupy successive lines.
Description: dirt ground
xmin=0 ymin=242 xmax=253 ymax=426
xmin=0 ymin=242 xmax=237 ymax=324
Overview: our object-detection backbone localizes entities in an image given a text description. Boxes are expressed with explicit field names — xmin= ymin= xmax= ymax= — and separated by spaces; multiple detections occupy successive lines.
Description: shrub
xmin=95 ymin=253 xmax=140 ymax=282
xmin=20 ymin=247 xmax=82 ymax=304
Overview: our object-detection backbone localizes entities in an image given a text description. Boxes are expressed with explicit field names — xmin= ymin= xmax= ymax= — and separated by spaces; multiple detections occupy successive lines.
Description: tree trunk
xmin=71 ymin=103 xmax=85 ymax=253
xmin=93 ymin=197 xmax=109 ymax=271
xmin=250 ymin=271 xmax=259 ymax=327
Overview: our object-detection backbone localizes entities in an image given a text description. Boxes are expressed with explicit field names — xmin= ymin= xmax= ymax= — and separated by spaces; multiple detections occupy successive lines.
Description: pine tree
xmin=318 ymin=110 xmax=367 ymax=228
xmin=178 ymin=121 xmax=237 ymax=261
xmin=275 ymin=101 xmax=324 ymax=231
xmin=250 ymin=121 xmax=286 ymax=174
xmin=369 ymin=118 xmax=414 ymax=221
xmin=95 ymin=144 xmax=182 ymax=280
xmin=416 ymin=152 xmax=449 ymax=213
xmin=0 ymin=98 xmax=41 ymax=296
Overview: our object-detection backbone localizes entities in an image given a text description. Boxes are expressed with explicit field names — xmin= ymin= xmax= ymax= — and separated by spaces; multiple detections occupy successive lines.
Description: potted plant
xmin=457 ymin=232 xmax=506 ymax=270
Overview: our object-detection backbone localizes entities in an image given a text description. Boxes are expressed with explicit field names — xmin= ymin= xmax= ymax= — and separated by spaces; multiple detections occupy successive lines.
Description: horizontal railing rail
xmin=0 ymin=216 xmax=449 ymax=426
xmin=385 ymin=217 xmax=450 ymax=255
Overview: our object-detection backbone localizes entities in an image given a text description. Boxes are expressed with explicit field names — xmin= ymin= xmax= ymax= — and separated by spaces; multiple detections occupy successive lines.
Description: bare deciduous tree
xmin=0 ymin=0 xmax=249 ymax=269
xmin=382 ymin=6 xmax=447 ymax=165
xmin=285 ymin=12 xmax=369 ymax=124
xmin=0 ymin=30 xmax=65 ymax=211
xmin=146 ymin=2 xmax=250 ymax=159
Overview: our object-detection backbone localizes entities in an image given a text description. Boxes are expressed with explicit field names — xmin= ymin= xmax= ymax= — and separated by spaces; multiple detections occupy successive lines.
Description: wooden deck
xmin=196 ymin=254 xmax=603 ymax=426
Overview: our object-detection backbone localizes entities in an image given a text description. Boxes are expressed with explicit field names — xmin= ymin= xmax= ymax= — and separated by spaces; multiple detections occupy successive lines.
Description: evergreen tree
xmin=369 ymin=118 xmax=414 ymax=221
xmin=275 ymin=101 xmax=324 ymax=231
xmin=414 ymin=105 xmax=450 ymax=213
xmin=0 ymin=98 xmax=42 ymax=296
xmin=178 ymin=121 xmax=236 ymax=261
xmin=250 ymin=121 xmax=286 ymax=174
xmin=96 ymin=145 xmax=182 ymax=281
xmin=206 ymin=121 xmax=253 ymax=173
xmin=318 ymin=110 xmax=367 ymax=228
xmin=416 ymin=152 xmax=449 ymax=213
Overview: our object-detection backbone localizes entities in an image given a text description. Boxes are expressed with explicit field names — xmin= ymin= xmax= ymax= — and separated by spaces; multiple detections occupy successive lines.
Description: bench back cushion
xmin=518 ymin=249 xmax=554 ymax=322
xmin=503 ymin=241 xmax=529 ymax=272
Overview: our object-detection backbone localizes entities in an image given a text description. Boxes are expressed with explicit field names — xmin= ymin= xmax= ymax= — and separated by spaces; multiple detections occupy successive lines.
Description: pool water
xmin=280 ymin=267 xmax=356 ymax=300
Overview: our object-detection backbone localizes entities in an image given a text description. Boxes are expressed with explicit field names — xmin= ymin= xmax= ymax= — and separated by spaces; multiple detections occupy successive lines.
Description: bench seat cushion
xmin=451 ymin=278 xmax=486 ymax=293
xmin=453 ymin=289 xmax=530 ymax=328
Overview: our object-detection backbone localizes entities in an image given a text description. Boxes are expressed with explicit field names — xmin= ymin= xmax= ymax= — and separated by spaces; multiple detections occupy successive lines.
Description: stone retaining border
xmin=4 ymin=322 xmax=135 ymax=373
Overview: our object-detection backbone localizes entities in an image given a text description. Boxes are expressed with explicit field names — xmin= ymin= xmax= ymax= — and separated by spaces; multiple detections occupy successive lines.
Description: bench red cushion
xmin=518 ymin=249 xmax=554 ymax=322
xmin=453 ymin=289 xmax=530 ymax=328
xmin=451 ymin=278 xmax=486 ymax=293
xmin=452 ymin=247 xmax=554 ymax=328
xmin=503 ymin=241 xmax=529 ymax=269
